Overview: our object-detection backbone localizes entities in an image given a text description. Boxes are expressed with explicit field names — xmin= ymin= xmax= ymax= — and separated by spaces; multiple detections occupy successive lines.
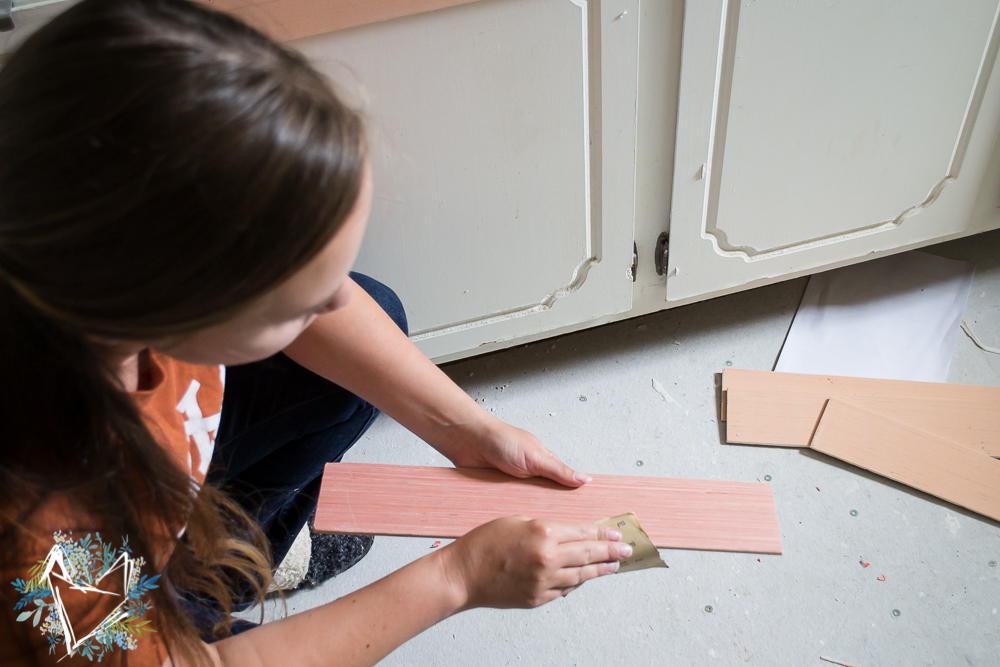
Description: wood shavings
xmin=961 ymin=320 xmax=1000 ymax=354
xmin=820 ymin=657 xmax=861 ymax=667
xmin=652 ymin=379 xmax=688 ymax=415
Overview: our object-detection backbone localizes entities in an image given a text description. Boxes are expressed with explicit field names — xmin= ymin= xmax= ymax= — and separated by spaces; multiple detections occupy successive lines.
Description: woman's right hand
xmin=203 ymin=517 xmax=628 ymax=667
xmin=439 ymin=516 xmax=632 ymax=611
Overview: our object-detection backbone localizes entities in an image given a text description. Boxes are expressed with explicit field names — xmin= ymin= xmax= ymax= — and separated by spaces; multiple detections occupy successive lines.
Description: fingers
xmin=529 ymin=547 xmax=621 ymax=607
xmin=552 ymin=560 xmax=620 ymax=590
xmin=558 ymin=585 xmax=580 ymax=598
xmin=540 ymin=520 xmax=622 ymax=544
xmin=526 ymin=449 xmax=592 ymax=488
xmin=557 ymin=539 xmax=632 ymax=568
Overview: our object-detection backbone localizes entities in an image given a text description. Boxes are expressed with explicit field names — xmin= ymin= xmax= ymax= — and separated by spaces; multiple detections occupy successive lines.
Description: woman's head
xmin=0 ymin=0 xmax=369 ymax=358
xmin=0 ymin=0 xmax=369 ymax=663
xmin=152 ymin=164 xmax=371 ymax=365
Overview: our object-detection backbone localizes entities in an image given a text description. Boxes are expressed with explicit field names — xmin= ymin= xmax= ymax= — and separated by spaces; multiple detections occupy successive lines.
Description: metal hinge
xmin=0 ymin=0 xmax=13 ymax=33
xmin=654 ymin=232 xmax=669 ymax=276
xmin=630 ymin=242 xmax=638 ymax=282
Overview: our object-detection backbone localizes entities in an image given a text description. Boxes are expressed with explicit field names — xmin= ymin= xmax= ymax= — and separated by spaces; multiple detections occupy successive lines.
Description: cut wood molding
xmin=199 ymin=0 xmax=481 ymax=42
xmin=726 ymin=389 xmax=1000 ymax=457
xmin=810 ymin=399 xmax=1000 ymax=523
xmin=722 ymin=369 xmax=1000 ymax=457
xmin=315 ymin=463 xmax=783 ymax=554
xmin=722 ymin=368 xmax=1000 ymax=404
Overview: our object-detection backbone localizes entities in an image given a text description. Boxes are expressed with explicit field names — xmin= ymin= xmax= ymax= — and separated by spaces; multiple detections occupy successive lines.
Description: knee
xmin=349 ymin=272 xmax=408 ymax=336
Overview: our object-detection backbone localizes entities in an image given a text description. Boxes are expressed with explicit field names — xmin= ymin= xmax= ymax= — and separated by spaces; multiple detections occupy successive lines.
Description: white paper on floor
xmin=774 ymin=251 xmax=974 ymax=382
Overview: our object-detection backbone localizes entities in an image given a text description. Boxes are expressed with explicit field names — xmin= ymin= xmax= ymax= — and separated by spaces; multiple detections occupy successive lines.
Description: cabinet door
xmin=666 ymin=0 xmax=1000 ymax=302
xmin=292 ymin=0 xmax=638 ymax=362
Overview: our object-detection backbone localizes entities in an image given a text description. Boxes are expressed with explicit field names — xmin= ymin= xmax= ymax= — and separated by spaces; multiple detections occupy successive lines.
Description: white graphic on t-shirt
xmin=176 ymin=379 xmax=220 ymax=479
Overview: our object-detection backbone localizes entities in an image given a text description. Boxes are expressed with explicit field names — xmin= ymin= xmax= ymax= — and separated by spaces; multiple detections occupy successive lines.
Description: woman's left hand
xmin=445 ymin=419 xmax=591 ymax=488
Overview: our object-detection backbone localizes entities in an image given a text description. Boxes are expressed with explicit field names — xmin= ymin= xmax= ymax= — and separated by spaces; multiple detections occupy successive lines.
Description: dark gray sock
xmin=303 ymin=519 xmax=374 ymax=588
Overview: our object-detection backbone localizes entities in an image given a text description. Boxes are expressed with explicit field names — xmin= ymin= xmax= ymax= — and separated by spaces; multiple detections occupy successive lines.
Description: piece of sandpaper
xmin=596 ymin=513 xmax=667 ymax=573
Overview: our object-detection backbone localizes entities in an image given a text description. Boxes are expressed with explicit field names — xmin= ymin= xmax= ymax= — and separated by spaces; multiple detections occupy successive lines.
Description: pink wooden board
xmin=315 ymin=463 xmax=783 ymax=554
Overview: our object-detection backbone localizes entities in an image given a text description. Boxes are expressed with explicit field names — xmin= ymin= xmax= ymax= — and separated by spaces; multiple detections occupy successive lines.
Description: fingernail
xmin=573 ymin=472 xmax=593 ymax=484
xmin=619 ymin=544 xmax=633 ymax=558
xmin=607 ymin=529 xmax=622 ymax=541
xmin=606 ymin=561 xmax=619 ymax=573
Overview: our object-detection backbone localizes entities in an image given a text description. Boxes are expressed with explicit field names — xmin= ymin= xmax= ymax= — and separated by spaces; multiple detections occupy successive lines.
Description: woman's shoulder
xmin=1 ymin=502 xmax=171 ymax=666
xmin=131 ymin=350 xmax=226 ymax=486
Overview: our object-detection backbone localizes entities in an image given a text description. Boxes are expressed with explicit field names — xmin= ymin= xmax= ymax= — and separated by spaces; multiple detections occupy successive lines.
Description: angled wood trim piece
xmin=726 ymin=389 xmax=1000 ymax=457
xmin=199 ymin=0 xmax=482 ymax=43
xmin=315 ymin=463 xmax=783 ymax=554
xmin=810 ymin=399 xmax=1000 ymax=522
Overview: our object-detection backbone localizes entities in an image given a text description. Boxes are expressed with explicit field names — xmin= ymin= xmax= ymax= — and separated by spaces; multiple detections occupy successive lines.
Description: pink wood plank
xmin=315 ymin=463 xmax=783 ymax=554
xmin=200 ymin=0 xmax=482 ymax=43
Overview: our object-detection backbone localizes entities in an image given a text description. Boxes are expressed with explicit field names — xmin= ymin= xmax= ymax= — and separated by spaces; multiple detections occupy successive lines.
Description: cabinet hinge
xmin=630 ymin=242 xmax=638 ymax=282
xmin=654 ymin=232 xmax=669 ymax=276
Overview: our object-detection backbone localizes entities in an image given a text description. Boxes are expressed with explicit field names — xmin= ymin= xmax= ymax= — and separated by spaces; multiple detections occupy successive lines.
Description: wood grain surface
xmin=726 ymin=389 xmax=1000 ymax=457
xmin=810 ymin=399 xmax=1000 ymax=522
xmin=315 ymin=463 xmax=783 ymax=554
xmin=722 ymin=368 xmax=1000 ymax=405
xmin=200 ymin=0 xmax=481 ymax=42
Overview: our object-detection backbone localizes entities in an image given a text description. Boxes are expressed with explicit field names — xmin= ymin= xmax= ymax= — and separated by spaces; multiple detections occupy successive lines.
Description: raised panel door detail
xmin=294 ymin=0 xmax=638 ymax=360
xmin=668 ymin=0 xmax=1000 ymax=301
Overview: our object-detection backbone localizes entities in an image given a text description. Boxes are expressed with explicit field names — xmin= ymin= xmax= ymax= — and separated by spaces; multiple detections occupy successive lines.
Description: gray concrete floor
xmin=247 ymin=230 xmax=1000 ymax=666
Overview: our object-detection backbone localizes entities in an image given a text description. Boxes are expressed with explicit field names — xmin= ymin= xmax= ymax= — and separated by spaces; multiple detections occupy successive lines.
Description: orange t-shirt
xmin=1 ymin=350 xmax=224 ymax=666
xmin=132 ymin=349 xmax=224 ymax=490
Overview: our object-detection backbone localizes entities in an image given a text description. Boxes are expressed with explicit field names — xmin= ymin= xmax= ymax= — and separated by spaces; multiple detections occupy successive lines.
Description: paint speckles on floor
xmin=256 ymin=231 xmax=1000 ymax=667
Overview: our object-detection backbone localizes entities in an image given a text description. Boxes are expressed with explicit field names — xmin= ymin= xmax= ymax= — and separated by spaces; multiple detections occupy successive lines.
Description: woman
xmin=0 ymin=1 xmax=630 ymax=666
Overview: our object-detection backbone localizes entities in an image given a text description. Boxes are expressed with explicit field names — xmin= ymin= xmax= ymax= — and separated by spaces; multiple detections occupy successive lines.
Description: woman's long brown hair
xmin=0 ymin=0 xmax=367 ymax=664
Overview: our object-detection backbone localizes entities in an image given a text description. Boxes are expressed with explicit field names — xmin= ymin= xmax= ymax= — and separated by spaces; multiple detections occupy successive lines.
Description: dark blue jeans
xmin=179 ymin=272 xmax=407 ymax=638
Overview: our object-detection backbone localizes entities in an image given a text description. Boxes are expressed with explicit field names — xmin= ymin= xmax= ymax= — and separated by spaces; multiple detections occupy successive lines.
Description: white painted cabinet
xmin=291 ymin=0 xmax=640 ymax=362
xmin=295 ymin=0 xmax=1000 ymax=360
xmin=665 ymin=0 xmax=1000 ymax=302
xmin=6 ymin=0 xmax=1000 ymax=362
